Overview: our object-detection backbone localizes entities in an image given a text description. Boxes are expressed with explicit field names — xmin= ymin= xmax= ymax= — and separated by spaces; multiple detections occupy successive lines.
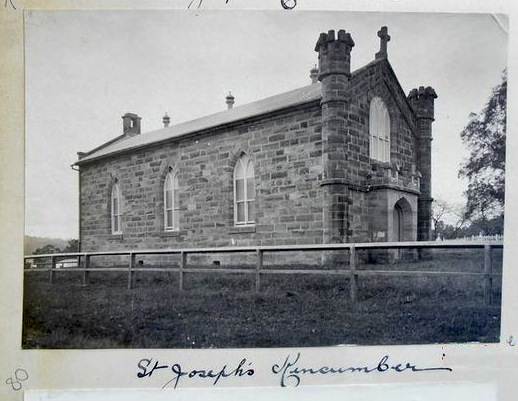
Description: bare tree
xmin=432 ymin=199 xmax=469 ymax=239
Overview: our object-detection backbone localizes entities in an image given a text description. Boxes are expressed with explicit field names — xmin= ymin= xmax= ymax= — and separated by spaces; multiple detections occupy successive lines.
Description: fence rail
xmin=24 ymin=240 xmax=503 ymax=305
xmin=436 ymin=234 xmax=504 ymax=242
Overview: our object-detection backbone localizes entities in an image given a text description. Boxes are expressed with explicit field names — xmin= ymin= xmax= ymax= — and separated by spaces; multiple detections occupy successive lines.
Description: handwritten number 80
xmin=5 ymin=369 xmax=28 ymax=391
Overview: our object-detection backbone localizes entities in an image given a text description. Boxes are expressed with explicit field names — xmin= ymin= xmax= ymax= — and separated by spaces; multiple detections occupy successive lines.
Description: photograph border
xmin=1 ymin=0 xmax=518 ymax=400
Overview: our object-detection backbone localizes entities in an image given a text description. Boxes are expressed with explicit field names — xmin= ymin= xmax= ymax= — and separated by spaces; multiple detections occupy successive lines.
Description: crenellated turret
xmin=408 ymin=86 xmax=438 ymax=242
xmin=315 ymin=29 xmax=355 ymax=245
xmin=408 ymin=86 xmax=437 ymax=122
xmin=315 ymin=29 xmax=355 ymax=82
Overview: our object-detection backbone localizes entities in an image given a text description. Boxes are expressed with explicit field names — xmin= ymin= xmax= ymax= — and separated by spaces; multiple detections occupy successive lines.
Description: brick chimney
xmin=122 ymin=113 xmax=141 ymax=137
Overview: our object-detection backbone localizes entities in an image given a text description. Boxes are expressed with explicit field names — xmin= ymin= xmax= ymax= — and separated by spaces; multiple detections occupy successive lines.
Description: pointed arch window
xmin=164 ymin=171 xmax=179 ymax=231
xmin=111 ymin=182 xmax=122 ymax=234
xmin=369 ymin=97 xmax=391 ymax=162
xmin=234 ymin=154 xmax=255 ymax=226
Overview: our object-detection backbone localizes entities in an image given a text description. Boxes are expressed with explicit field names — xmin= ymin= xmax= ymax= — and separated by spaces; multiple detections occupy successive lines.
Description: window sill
xmin=109 ymin=233 xmax=123 ymax=240
xmin=229 ymin=226 xmax=256 ymax=234
xmin=370 ymin=160 xmax=392 ymax=169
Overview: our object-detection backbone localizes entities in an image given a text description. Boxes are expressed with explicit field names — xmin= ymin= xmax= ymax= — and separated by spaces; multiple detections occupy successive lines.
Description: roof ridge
xmin=76 ymin=82 xmax=323 ymax=165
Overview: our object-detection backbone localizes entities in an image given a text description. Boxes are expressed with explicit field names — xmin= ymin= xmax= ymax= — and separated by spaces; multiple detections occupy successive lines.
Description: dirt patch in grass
xmin=22 ymin=251 xmax=502 ymax=348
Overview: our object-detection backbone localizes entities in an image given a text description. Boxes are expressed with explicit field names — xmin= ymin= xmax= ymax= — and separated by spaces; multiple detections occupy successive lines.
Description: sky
xmin=24 ymin=9 xmax=509 ymax=239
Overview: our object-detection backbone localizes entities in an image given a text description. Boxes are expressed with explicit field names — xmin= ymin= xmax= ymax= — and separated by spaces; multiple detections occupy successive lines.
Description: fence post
xmin=128 ymin=252 xmax=135 ymax=290
xmin=255 ymin=249 xmax=263 ymax=293
xmin=83 ymin=254 xmax=90 ymax=286
xmin=484 ymin=244 xmax=493 ymax=306
xmin=180 ymin=251 xmax=186 ymax=291
xmin=349 ymin=246 xmax=357 ymax=303
xmin=49 ymin=255 xmax=56 ymax=284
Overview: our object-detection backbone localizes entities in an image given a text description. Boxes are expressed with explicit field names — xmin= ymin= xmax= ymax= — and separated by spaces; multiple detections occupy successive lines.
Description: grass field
xmin=22 ymin=249 xmax=502 ymax=348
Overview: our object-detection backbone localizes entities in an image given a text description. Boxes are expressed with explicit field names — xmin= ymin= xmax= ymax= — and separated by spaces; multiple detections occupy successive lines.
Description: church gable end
xmin=348 ymin=59 xmax=420 ymax=183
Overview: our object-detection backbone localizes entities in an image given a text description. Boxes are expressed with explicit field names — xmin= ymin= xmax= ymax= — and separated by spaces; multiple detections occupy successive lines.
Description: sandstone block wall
xmin=79 ymin=59 xmax=426 ymax=254
xmin=80 ymin=103 xmax=325 ymax=252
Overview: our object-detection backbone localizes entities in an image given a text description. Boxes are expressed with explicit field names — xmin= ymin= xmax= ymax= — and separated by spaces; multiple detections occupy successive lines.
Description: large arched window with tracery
xmin=111 ymin=182 xmax=122 ymax=234
xmin=164 ymin=170 xmax=179 ymax=231
xmin=234 ymin=154 xmax=255 ymax=226
xmin=369 ymin=97 xmax=391 ymax=162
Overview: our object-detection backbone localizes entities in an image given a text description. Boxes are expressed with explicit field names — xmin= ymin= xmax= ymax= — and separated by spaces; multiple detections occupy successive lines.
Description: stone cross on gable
xmin=375 ymin=26 xmax=391 ymax=59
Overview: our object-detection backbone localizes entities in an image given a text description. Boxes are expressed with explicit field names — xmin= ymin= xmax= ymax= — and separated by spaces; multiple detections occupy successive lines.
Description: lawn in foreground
xmin=22 ymin=250 xmax=502 ymax=348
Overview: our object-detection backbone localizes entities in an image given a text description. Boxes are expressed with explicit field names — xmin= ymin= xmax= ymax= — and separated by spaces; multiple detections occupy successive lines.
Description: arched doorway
xmin=392 ymin=197 xmax=413 ymax=259
xmin=393 ymin=203 xmax=403 ymax=242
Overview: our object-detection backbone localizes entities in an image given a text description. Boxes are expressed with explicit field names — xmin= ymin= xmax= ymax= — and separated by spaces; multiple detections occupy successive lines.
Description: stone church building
xmin=75 ymin=27 xmax=437 ymax=253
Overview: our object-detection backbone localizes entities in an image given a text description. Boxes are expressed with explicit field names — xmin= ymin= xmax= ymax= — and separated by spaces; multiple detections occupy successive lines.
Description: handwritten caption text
xmin=136 ymin=353 xmax=452 ymax=389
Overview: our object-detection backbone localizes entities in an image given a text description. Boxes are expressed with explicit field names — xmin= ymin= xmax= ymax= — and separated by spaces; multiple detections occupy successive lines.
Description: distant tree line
xmin=33 ymin=239 xmax=79 ymax=255
xmin=433 ymin=201 xmax=503 ymax=240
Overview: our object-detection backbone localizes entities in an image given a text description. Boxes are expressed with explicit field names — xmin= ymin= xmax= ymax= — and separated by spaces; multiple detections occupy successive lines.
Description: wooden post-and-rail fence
xmin=24 ymin=240 xmax=503 ymax=306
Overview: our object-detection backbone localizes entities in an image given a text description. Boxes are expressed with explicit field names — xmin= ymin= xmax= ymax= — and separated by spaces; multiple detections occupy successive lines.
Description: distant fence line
xmin=24 ymin=240 xmax=503 ymax=306
xmin=436 ymin=234 xmax=504 ymax=242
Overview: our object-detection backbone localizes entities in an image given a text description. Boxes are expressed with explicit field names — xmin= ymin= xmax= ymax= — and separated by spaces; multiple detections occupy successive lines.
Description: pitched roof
xmin=76 ymin=82 xmax=323 ymax=165
xmin=76 ymin=58 xmax=407 ymax=166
